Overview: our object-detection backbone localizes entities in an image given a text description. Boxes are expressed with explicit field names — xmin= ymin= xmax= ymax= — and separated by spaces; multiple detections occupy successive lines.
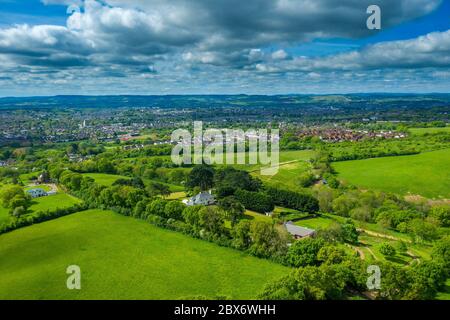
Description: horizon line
xmin=1 ymin=92 xmax=450 ymax=99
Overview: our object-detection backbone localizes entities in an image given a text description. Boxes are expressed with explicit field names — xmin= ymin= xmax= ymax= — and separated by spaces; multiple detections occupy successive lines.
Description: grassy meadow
xmin=82 ymin=173 xmax=130 ymax=186
xmin=0 ymin=210 xmax=289 ymax=300
xmin=245 ymin=150 xmax=315 ymax=191
xmin=29 ymin=193 xmax=83 ymax=212
xmin=333 ymin=149 xmax=450 ymax=199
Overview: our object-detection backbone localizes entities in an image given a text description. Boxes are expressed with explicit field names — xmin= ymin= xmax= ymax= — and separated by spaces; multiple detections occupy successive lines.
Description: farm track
xmin=346 ymin=244 xmax=366 ymax=260
xmin=358 ymin=228 xmax=412 ymax=243
xmin=248 ymin=159 xmax=304 ymax=173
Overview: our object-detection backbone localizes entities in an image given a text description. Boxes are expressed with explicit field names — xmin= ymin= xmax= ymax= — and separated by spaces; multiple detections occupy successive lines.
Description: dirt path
xmin=365 ymin=246 xmax=378 ymax=261
xmin=346 ymin=244 xmax=366 ymax=260
xmin=248 ymin=159 xmax=303 ymax=173
xmin=358 ymin=228 xmax=412 ymax=243
xmin=354 ymin=247 xmax=365 ymax=260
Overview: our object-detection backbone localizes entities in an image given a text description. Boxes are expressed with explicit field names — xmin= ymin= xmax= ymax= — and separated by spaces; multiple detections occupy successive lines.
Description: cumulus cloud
xmin=253 ymin=29 xmax=450 ymax=73
xmin=0 ymin=0 xmax=447 ymax=94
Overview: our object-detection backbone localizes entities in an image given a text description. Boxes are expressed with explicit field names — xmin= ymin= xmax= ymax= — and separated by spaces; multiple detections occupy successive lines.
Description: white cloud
xmin=0 ymin=0 xmax=447 ymax=94
xmin=272 ymin=49 xmax=288 ymax=60
xmin=255 ymin=30 xmax=450 ymax=73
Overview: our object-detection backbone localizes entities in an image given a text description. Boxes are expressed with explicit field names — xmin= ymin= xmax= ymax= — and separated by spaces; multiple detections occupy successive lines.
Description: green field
xmin=250 ymin=150 xmax=315 ymax=191
xmin=253 ymin=160 xmax=312 ymax=191
xmin=409 ymin=127 xmax=450 ymax=135
xmin=212 ymin=149 xmax=315 ymax=173
xmin=333 ymin=149 xmax=450 ymax=199
xmin=29 ymin=193 xmax=83 ymax=212
xmin=143 ymin=178 xmax=185 ymax=192
xmin=294 ymin=216 xmax=336 ymax=230
xmin=0 ymin=210 xmax=289 ymax=300
xmin=83 ymin=173 xmax=185 ymax=192
xmin=82 ymin=173 xmax=130 ymax=186
xmin=19 ymin=171 xmax=42 ymax=184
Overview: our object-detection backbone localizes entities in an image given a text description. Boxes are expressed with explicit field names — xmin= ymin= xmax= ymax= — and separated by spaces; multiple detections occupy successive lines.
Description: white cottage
xmin=183 ymin=191 xmax=216 ymax=206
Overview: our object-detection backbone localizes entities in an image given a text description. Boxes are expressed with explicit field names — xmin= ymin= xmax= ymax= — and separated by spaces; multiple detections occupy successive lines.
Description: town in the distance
xmin=0 ymin=94 xmax=449 ymax=300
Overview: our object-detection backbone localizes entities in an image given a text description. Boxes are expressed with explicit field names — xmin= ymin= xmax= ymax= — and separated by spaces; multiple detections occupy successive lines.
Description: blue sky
xmin=0 ymin=0 xmax=449 ymax=95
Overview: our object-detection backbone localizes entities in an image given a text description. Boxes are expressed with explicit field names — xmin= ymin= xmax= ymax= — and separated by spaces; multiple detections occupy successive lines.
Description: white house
xmin=27 ymin=188 xmax=48 ymax=199
xmin=183 ymin=191 xmax=216 ymax=206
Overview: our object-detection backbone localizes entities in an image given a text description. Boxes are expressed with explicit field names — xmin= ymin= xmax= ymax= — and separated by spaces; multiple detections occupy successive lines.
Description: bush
xmin=164 ymin=201 xmax=185 ymax=221
xmin=380 ymin=243 xmax=396 ymax=257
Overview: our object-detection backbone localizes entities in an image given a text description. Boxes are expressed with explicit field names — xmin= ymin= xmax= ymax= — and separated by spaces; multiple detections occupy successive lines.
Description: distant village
xmin=297 ymin=128 xmax=407 ymax=143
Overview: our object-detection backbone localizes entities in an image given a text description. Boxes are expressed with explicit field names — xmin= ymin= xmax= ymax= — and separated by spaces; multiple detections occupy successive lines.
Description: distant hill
xmin=0 ymin=94 xmax=449 ymax=110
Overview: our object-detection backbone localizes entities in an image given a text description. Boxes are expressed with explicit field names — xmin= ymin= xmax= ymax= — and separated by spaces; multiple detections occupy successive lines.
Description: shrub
xmin=380 ymin=243 xmax=396 ymax=257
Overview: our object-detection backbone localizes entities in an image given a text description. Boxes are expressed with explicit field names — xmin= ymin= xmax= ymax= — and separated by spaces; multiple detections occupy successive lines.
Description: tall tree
xmin=186 ymin=165 xmax=215 ymax=191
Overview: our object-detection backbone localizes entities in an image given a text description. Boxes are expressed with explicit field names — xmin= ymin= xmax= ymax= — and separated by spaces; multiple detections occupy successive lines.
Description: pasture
xmin=294 ymin=216 xmax=337 ymax=230
xmin=332 ymin=149 xmax=450 ymax=199
xmin=82 ymin=173 xmax=130 ymax=186
xmin=0 ymin=210 xmax=289 ymax=300
xmin=29 ymin=193 xmax=83 ymax=212
xmin=252 ymin=160 xmax=312 ymax=191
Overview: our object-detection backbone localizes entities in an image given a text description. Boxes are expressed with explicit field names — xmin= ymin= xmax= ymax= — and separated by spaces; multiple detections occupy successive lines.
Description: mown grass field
xmin=253 ymin=160 xmax=312 ymax=191
xmin=82 ymin=173 xmax=130 ymax=186
xmin=332 ymin=149 xmax=450 ymax=199
xmin=0 ymin=210 xmax=289 ymax=300
xmin=249 ymin=150 xmax=315 ymax=191
xmin=29 ymin=193 xmax=83 ymax=212
xmin=294 ymin=216 xmax=336 ymax=230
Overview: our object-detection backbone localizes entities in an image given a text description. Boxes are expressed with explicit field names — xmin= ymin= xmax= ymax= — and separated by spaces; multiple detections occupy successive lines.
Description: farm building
xmin=183 ymin=191 xmax=216 ymax=206
xmin=284 ymin=221 xmax=316 ymax=240
xmin=27 ymin=188 xmax=48 ymax=199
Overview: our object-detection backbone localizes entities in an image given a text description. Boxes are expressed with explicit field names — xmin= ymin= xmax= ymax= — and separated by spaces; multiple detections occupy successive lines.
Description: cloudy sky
xmin=0 ymin=0 xmax=449 ymax=96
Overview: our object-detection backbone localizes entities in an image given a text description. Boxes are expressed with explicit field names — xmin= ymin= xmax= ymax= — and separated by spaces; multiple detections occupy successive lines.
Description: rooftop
xmin=284 ymin=221 xmax=316 ymax=238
